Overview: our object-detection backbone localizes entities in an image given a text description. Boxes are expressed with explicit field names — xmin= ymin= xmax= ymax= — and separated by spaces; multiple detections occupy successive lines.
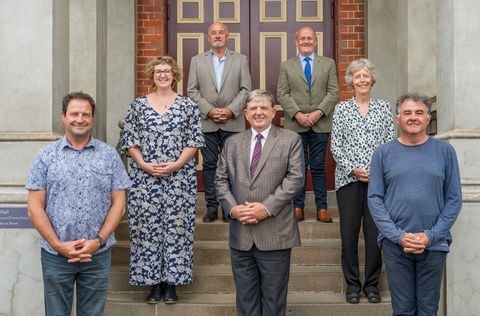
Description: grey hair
xmin=245 ymin=89 xmax=275 ymax=108
xmin=344 ymin=58 xmax=377 ymax=87
xmin=396 ymin=92 xmax=433 ymax=115
xmin=208 ymin=21 xmax=229 ymax=34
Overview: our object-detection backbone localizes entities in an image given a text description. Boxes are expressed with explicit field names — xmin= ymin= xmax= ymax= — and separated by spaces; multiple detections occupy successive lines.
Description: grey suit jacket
xmin=215 ymin=125 xmax=304 ymax=251
xmin=277 ymin=55 xmax=339 ymax=133
xmin=187 ymin=50 xmax=252 ymax=133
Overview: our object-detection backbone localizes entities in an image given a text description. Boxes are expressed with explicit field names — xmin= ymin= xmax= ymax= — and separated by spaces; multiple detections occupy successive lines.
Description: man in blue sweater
xmin=368 ymin=92 xmax=462 ymax=316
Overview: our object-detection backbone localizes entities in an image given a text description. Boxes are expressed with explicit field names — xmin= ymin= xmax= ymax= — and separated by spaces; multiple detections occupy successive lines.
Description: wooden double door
xmin=167 ymin=0 xmax=336 ymax=190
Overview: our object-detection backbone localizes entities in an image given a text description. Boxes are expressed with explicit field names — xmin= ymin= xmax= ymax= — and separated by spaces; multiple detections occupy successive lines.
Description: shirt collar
xmin=299 ymin=53 xmax=315 ymax=62
xmin=61 ymin=135 xmax=96 ymax=150
xmin=210 ymin=49 xmax=228 ymax=59
xmin=251 ymin=125 xmax=272 ymax=140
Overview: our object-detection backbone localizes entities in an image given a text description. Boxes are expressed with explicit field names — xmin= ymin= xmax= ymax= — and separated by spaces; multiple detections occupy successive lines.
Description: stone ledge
xmin=0 ymin=133 xmax=61 ymax=142
xmin=0 ymin=185 xmax=28 ymax=204
xmin=435 ymin=129 xmax=480 ymax=140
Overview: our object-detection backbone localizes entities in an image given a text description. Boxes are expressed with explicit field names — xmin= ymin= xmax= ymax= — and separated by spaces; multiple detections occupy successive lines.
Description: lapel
xmin=311 ymin=55 xmax=321 ymax=86
xmin=203 ymin=51 xmax=217 ymax=89
xmin=250 ymin=126 xmax=279 ymax=182
xmin=241 ymin=130 xmax=252 ymax=180
xmin=220 ymin=50 xmax=234 ymax=92
xmin=292 ymin=57 xmax=308 ymax=86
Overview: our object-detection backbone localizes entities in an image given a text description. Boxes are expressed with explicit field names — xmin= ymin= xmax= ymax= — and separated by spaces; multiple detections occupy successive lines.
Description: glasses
xmin=154 ymin=69 xmax=173 ymax=76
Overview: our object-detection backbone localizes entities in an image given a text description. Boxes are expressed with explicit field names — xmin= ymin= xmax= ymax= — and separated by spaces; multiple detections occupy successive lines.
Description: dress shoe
xmin=202 ymin=215 xmax=217 ymax=223
xmin=366 ymin=292 xmax=381 ymax=303
xmin=346 ymin=292 xmax=360 ymax=304
xmin=316 ymin=208 xmax=333 ymax=223
xmin=146 ymin=283 xmax=164 ymax=304
xmin=164 ymin=284 xmax=177 ymax=304
xmin=221 ymin=216 xmax=229 ymax=223
xmin=294 ymin=207 xmax=305 ymax=221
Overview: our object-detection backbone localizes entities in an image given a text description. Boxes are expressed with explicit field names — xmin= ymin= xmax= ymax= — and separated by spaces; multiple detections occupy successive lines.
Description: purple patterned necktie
xmin=250 ymin=134 xmax=263 ymax=175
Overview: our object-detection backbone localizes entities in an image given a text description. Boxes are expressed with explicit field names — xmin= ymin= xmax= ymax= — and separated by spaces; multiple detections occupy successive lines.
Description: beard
xmin=211 ymin=40 xmax=225 ymax=48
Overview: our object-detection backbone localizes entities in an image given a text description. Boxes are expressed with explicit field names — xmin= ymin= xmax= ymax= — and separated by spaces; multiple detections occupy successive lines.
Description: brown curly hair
xmin=144 ymin=56 xmax=182 ymax=90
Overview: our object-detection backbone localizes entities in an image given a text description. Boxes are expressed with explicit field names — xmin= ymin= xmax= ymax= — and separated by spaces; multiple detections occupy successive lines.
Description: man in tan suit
xmin=188 ymin=21 xmax=251 ymax=223
xmin=277 ymin=26 xmax=339 ymax=222
xmin=216 ymin=89 xmax=304 ymax=316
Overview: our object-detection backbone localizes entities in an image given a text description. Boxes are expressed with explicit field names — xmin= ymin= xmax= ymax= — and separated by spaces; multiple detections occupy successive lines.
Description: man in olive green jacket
xmin=277 ymin=26 xmax=339 ymax=223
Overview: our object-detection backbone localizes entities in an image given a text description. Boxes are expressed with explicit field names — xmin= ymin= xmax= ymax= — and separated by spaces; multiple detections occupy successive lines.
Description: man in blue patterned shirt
xmin=26 ymin=91 xmax=131 ymax=316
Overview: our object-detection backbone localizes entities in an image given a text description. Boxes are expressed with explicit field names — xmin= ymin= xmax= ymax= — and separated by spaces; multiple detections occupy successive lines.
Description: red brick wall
xmin=335 ymin=0 xmax=366 ymax=101
xmin=136 ymin=0 xmax=167 ymax=96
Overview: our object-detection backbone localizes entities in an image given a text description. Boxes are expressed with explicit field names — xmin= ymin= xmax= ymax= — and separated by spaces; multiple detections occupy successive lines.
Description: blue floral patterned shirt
xmin=26 ymin=136 xmax=131 ymax=255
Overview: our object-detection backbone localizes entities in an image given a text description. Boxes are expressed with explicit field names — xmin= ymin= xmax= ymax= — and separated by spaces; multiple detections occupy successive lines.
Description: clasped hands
xmin=352 ymin=168 xmax=369 ymax=183
xmin=143 ymin=161 xmax=178 ymax=178
xmin=208 ymin=108 xmax=233 ymax=123
xmin=54 ymin=238 xmax=101 ymax=263
xmin=231 ymin=201 xmax=269 ymax=225
xmin=295 ymin=110 xmax=322 ymax=128
xmin=400 ymin=232 xmax=429 ymax=254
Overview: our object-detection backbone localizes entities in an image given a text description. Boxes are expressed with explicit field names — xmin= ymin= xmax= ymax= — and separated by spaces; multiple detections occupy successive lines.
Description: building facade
xmin=0 ymin=1 xmax=479 ymax=315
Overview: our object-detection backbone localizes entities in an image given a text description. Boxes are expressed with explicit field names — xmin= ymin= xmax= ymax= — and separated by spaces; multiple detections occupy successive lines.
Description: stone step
xmin=105 ymin=292 xmax=391 ymax=316
xmin=112 ymin=239 xmax=366 ymax=266
xmin=114 ymin=216 xmax=347 ymax=242
xmin=108 ymin=264 xmax=388 ymax=294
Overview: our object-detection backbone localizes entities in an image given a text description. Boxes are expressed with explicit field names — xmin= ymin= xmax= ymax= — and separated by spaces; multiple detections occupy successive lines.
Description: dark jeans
xmin=230 ymin=245 xmax=291 ymax=316
xmin=382 ymin=239 xmax=446 ymax=316
xmin=294 ymin=130 xmax=328 ymax=209
xmin=202 ymin=130 xmax=237 ymax=218
xmin=337 ymin=181 xmax=382 ymax=294
xmin=41 ymin=248 xmax=112 ymax=316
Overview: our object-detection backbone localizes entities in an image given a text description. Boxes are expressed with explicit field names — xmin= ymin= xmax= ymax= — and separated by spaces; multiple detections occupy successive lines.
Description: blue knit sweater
xmin=368 ymin=137 xmax=462 ymax=252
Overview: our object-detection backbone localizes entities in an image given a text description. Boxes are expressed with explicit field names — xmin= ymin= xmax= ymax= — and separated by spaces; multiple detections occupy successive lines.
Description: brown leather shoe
xmin=294 ymin=207 xmax=305 ymax=221
xmin=317 ymin=208 xmax=333 ymax=223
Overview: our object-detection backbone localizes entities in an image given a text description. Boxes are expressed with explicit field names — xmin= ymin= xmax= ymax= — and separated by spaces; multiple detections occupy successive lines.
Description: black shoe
xmin=366 ymin=292 xmax=381 ymax=303
xmin=202 ymin=215 xmax=217 ymax=223
xmin=164 ymin=284 xmax=177 ymax=304
xmin=221 ymin=216 xmax=229 ymax=223
xmin=346 ymin=292 xmax=360 ymax=304
xmin=146 ymin=284 xmax=164 ymax=304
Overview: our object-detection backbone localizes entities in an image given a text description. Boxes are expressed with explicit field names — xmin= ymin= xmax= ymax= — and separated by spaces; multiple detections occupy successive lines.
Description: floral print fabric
xmin=122 ymin=95 xmax=205 ymax=286
xmin=331 ymin=97 xmax=395 ymax=190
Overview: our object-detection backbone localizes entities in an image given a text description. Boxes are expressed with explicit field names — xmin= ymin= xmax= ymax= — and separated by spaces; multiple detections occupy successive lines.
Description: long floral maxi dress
xmin=122 ymin=95 xmax=205 ymax=286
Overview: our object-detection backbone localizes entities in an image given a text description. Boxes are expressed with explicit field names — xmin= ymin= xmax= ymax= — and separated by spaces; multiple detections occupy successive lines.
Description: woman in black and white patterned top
xmin=331 ymin=58 xmax=395 ymax=304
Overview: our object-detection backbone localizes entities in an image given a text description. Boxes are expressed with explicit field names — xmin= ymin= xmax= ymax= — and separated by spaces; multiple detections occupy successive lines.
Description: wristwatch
xmin=96 ymin=235 xmax=106 ymax=249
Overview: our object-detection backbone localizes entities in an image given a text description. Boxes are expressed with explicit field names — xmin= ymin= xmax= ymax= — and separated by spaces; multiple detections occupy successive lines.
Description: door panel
xmin=168 ymin=0 xmax=335 ymax=191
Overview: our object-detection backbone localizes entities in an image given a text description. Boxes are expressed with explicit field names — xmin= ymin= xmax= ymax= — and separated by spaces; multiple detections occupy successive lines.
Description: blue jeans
xmin=41 ymin=248 xmax=112 ymax=316
xmin=382 ymin=239 xmax=446 ymax=316
xmin=294 ymin=130 xmax=328 ymax=209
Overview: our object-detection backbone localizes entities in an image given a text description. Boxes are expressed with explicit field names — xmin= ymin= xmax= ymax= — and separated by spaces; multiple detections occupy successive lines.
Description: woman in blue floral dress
xmin=122 ymin=56 xmax=204 ymax=304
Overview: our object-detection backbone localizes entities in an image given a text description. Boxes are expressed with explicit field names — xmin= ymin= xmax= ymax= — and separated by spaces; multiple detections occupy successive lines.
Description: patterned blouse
xmin=331 ymin=97 xmax=395 ymax=190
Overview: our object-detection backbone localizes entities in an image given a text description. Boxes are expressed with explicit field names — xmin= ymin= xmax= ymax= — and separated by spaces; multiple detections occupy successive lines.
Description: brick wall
xmin=136 ymin=0 xmax=167 ymax=96
xmin=335 ymin=0 xmax=366 ymax=101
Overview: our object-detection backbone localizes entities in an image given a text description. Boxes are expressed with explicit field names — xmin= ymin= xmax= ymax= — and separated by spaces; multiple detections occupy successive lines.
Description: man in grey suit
xmin=216 ymin=89 xmax=305 ymax=316
xmin=277 ymin=26 xmax=339 ymax=222
xmin=188 ymin=21 xmax=252 ymax=223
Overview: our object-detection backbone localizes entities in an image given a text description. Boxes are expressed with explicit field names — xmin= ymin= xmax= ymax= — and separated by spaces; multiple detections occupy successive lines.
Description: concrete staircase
xmin=105 ymin=192 xmax=391 ymax=315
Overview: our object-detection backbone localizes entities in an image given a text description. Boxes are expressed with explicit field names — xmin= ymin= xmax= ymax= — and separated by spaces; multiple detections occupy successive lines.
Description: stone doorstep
xmin=114 ymin=214 xmax=357 ymax=242
xmin=108 ymin=264 xmax=388 ymax=294
xmin=105 ymin=292 xmax=392 ymax=316
xmin=112 ymin=239 xmax=370 ymax=266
